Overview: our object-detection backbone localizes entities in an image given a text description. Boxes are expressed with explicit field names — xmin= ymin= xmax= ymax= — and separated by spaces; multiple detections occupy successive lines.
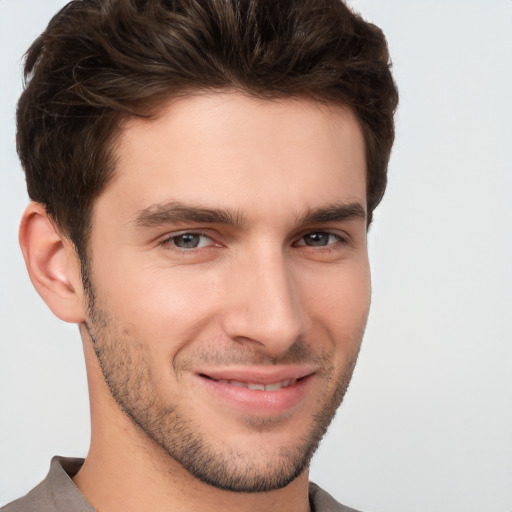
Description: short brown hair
xmin=17 ymin=0 xmax=398 ymax=259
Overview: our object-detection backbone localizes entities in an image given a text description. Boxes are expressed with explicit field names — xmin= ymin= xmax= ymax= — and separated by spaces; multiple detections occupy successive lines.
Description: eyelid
xmin=293 ymin=229 xmax=349 ymax=247
xmin=157 ymin=228 xmax=351 ymax=251
xmin=159 ymin=230 xmax=218 ymax=249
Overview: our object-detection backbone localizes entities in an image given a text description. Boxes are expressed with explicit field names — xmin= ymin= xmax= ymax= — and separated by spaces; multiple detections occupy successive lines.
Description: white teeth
xmin=264 ymin=382 xmax=283 ymax=391
xmin=216 ymin=378 xmax=297 ymax=391
xmin=247 ymin=383 xmax=265 ymax=391
xmin=229 ymin=380 xmax=247 ymax=388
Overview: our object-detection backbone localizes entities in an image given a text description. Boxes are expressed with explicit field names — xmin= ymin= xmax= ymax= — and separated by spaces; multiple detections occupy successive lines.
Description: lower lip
xmin=198 ymin=374 xmax=313 ymax=416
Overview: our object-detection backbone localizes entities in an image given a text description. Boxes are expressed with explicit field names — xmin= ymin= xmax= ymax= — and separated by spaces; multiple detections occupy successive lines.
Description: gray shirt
xmin=1 ymin=456 xmax=362 ymax=512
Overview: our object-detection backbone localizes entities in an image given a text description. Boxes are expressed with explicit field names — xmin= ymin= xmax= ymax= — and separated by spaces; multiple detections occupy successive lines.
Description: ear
xmin=19 ymin=202 xmax=86 ymax=323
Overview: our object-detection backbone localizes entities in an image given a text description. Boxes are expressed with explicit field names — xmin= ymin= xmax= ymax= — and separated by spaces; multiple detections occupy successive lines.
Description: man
xmin=2 ymin=0 xmax=397 ymax=511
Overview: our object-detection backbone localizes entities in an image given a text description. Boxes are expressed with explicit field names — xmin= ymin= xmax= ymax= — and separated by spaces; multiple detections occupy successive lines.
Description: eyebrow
xmin=297 ymin=202 xmax=367 ymax=225
xmin=134 ymin=201 xmax=246 ymax=228
xmin=133 ymin=200 xmax=366 ymax=230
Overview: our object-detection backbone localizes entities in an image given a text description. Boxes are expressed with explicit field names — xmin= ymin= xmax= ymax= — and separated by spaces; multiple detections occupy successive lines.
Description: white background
xmin=1 ymin=1 xmax=511 ymax=511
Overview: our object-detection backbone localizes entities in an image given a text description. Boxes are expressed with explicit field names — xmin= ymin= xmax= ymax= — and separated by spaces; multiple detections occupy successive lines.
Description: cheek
xmin=97 ymin=263 xmax=225 ymax=352
xmin=300 ymin=261 xmax=371 ymax=349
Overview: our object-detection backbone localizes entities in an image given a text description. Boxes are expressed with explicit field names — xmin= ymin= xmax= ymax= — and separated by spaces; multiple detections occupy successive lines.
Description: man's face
xmin=84 ymin=92 xmax=370 ymax=492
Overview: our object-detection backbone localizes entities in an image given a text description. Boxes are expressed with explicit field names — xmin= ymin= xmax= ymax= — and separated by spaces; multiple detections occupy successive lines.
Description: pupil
xmin=306 ymin=233 xmax=327 ymax=246
xmin=176 ymin=233 xmax=199 ymax=248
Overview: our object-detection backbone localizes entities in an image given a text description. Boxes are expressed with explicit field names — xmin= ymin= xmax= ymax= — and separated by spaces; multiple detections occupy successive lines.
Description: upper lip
xmin=196 ymin=365 xmax=316 ymax=384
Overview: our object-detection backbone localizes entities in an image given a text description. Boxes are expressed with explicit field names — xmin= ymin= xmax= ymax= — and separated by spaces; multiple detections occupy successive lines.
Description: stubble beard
xmin=85 ymin=291 xmax=361 ymax=493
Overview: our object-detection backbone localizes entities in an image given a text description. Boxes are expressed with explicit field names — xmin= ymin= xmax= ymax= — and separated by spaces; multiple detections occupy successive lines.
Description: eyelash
xmin=160 ymin=231 xmax=216 ymax=252
xmin=159 ymin=230 xmax=349 ymax=253
xmin=294 ymin=232 xmax=346 ymax=249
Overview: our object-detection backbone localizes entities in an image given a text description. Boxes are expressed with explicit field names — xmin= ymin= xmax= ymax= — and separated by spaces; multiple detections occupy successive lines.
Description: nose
xmin=221 ymin=247 xmax=305 ymax=357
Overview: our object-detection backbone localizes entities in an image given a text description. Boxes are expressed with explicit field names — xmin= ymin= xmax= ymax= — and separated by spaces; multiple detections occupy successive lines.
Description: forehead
xmin=97 ymin=92 xmax=367 ymax=223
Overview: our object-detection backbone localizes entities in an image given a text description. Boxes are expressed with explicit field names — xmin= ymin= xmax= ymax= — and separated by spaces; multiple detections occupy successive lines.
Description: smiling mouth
xmin=198 ymin=371 xmax=313 ymax=414
xmin=200 ymin=374 xmax=300 ymax=391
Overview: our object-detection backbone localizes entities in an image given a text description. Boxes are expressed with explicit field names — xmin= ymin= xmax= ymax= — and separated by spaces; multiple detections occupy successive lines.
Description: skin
xmin=20 ymin=91 xmax=370 ymax=512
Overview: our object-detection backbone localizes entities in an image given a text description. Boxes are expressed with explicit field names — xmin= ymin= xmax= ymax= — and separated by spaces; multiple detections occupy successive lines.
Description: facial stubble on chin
xmin=84 ymin=289 xmax=362 ymax=493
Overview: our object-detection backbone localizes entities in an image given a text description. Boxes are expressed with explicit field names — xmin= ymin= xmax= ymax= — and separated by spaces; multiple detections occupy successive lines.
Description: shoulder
xmin=1 ymin=480 xmax=55 ymax=512
xmin=1 ymin=457 xmax=92 ymax=512
xmin=309 ymin=482 xmax=364 ymax=512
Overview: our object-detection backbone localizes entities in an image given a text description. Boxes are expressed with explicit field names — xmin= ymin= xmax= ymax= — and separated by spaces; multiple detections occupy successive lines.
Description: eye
xmin=295 ymin=232 xmax=342 ymax=247
xmin=164 ymin=232 xmax=213 ymax=249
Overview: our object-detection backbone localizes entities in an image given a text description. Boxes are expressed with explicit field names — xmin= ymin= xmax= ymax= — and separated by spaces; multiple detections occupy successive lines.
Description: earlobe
xmin=19 ymin=202 xmax=86 ymax=323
